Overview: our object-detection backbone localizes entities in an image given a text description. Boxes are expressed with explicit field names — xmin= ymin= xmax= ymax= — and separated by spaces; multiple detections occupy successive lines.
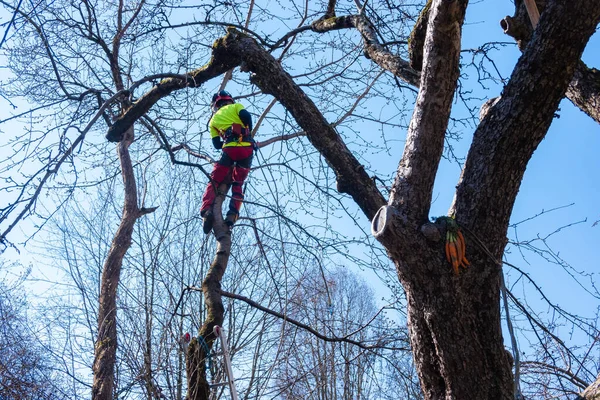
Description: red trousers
xmin=201 ymin=146 xmax=253 ymax=215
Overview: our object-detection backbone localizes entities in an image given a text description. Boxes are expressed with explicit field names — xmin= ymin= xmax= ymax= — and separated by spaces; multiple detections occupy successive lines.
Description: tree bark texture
xmin=388 ymin=0 xmax=467 ymax=223
xmin=441 ymin=0 xmax=599 ymax=397
xmin=580 ymin=375 xmax=600 ymax=399
xmin=501 ymin=0 xmax=600 ymax=124
xmin=186 ymin=183 xmax=233 ymax=400
xmin=383 ymin=0 xmax=516 ymax=397
xmin=92 ymin=127 xmax=153 ymax=400
xmin=408 ymin=0 xmax=431 ymax=72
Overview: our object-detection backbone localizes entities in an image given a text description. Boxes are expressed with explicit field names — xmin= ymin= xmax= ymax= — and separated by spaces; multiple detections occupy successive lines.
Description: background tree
xmin=272 ymin=267 xmax=416 ymax=399
xmin=0 ymin=263 xmax=66 ymax=399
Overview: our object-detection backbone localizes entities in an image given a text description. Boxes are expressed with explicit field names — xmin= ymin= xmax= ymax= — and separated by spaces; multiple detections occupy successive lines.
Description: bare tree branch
xmin=0 ymin=90 xmax=125 ymax=245
xmin=217 ymin=288 xmax=407 ymax=351
xmin=311 ymin=15 xmax=420 ymax=87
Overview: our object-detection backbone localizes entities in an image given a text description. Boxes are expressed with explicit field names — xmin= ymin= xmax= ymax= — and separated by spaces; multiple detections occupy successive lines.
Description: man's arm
xmin=212 ymin=136 xmax=223 ymax=149
xmin=209 ymin=121 xmax=223 ymax=149
xmin=238 ymin=109 xmax=253 ymax=131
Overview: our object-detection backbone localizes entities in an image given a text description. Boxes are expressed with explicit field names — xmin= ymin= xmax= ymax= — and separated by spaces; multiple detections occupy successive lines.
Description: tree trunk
xmin=93 ymin=127 xmax=155 ymax=399
xmin=378 ymin=229 xmax=513 ymax=399
xmin=580 ymin=375 xmax=600 ymax=399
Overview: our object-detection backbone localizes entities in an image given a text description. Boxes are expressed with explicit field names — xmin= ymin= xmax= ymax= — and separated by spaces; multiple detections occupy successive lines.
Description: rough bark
xmin=443 ymin=0 xmax=599 ymax=397
xmin=580 ymin=375 xmax=600 ymax=399
xmin=92 ymin=127 xmax=156 ymax=400
xmin=408 ymin=0 xmax=432 ymax=72
xmin=186 ymin=183 xmax=233 ymax=400
xmin=388 ymin=0 xmax=467 ymax=224
xmin=378 ymin=0 xmax=599 ymax=398
xmin=501 ymin=0 xmax=600 ymax=124
xmin=566 ymin=63 xmax=600 ymax=124
xmin=382 ymin=1 xmax=516 ymax=398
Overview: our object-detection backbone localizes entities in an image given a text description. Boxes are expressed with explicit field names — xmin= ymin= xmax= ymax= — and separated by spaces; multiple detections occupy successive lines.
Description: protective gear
xmin=225 ymin=211 xmax=239 ymax=227
xmin=200 ymin=147 xmax=253 ymax=221
xmin=202 ymin=209 xmax=214 ymax=234
xmin=201 ymin=97 xmax=255 ymax=231
xmin=211 ymin=90 xmax=234 ymax=112
xmin=223 ymin=123 xmax=252 ymax=145
xmin=209 ymin=103 xmax=253 ymax=148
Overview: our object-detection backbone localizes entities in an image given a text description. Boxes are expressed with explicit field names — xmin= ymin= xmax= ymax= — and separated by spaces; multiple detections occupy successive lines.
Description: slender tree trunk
xmin=144 ymin=259 xmax=154 ymax=400
xmin=92 ymin=128 xmax=137 ymax=399
xmin=186 ymin=182 xmax=233 ymax=400
xmin=92 ymin=127 xmax=156 ymax=399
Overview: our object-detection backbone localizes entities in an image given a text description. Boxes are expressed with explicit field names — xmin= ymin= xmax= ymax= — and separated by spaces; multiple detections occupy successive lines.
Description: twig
xmin=0 ymin=90 xmax=126 ymax=245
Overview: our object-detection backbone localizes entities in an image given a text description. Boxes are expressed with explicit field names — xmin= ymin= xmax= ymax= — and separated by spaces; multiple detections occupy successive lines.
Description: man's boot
xmin=202 ymin=210 xmax=214 ymax=234
xmin=225 ymin=211 xmax=239 ymax=228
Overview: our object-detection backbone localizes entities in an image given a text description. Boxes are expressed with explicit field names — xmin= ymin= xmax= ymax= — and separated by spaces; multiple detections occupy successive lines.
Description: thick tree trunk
xmin=376 ymin=226 xmax=513 ymax=399
xmin=92 ymin=127 xmax=156 ymax=399
xmin=186 ymin=183 xmax=233 ymax=400
xmin=381 ymin=0 xmax=513 ymax=396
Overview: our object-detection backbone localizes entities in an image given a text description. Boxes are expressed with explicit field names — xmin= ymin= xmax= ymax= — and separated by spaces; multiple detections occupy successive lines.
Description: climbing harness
xmin=222 ymin=123 xmax=252 ymax=145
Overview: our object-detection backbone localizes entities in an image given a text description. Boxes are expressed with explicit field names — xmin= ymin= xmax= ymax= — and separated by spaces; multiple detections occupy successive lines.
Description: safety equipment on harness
xmin=212 ymin=90 xmax=234 ymax=112
xmin=222 ymin=123 xmax=252 ymax=144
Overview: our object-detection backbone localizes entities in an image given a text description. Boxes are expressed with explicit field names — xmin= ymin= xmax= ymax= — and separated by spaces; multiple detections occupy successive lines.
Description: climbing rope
xmin=197 ymin=334 xmax=214 ymax=377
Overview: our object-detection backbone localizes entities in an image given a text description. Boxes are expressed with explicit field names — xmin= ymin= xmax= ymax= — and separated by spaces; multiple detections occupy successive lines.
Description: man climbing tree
xmin=200 ymin=90 xmax=255 ymax=234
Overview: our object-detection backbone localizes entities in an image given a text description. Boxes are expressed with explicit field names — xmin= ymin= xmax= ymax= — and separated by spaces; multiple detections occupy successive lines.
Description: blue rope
xmin=197 ymin=335 xmax=213 ymax=374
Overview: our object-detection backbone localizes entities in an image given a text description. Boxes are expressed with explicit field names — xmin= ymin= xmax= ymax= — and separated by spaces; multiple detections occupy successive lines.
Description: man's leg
xmin=224 ymin=149 xmax=253 ymax=226
xmin=226 ymin=167 xmax=250 ymax=224
xmin=201 ymin=152 xmax=233 ymax=233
